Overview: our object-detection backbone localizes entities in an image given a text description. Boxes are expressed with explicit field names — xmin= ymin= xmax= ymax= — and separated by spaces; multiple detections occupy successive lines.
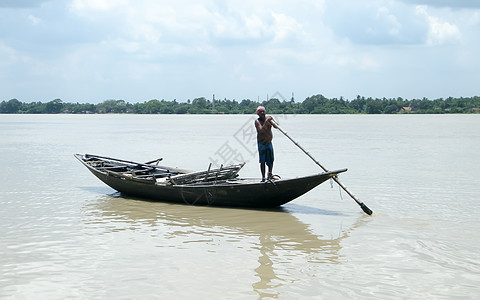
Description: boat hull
xmin=76 ymin=154 xmax=347 ymax=208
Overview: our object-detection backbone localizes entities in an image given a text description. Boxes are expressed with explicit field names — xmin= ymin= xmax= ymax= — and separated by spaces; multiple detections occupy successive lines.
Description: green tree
xmin=175 ymin=103 xmax=189 ymax=114
xmin=145 ymin=99 xmax=162 ymax=114
xmin=349 ymin=96 xmax=366 ymax=113
xmin=24 ymin=101 xmax=45 ymax=113
xmin=0 ymin=98 xmax=22 ymax=113
xmin=45 ymin=99 xmax=64 ymax=113
xmin=262 ymin=98 xmax=283 ymax=114
xmin=384 ymin=104 xmax=398 ymax=114
xmin=365 ymin=98 xmax=383 ymax=114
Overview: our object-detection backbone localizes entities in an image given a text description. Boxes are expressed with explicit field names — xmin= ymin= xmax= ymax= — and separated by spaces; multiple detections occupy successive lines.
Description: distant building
xmin=401 ymin=107 xmax=412 ymax=111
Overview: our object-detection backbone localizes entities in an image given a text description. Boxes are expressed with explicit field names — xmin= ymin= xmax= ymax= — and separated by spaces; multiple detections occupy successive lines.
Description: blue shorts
xmin=258 ymin=142 xmax=274 ymax=168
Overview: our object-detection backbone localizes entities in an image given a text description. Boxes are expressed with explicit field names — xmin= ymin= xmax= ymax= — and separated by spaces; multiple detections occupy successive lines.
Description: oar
xmin=270 ymin=120 xmax=373 ymax=215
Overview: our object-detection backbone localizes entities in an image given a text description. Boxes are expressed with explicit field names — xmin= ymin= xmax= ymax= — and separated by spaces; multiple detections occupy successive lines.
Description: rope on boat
xmin=338 ymin=182 xmax=344 ymax=201
xmin=331 ymin=175 xmax=345 ymax=201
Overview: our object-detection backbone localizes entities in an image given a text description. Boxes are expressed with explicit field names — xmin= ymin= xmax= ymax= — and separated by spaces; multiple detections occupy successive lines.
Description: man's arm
xmin=267 ymin=116 xmax=278 ymax=129
xmin=254 ymin=119 xmax=262 ymax=132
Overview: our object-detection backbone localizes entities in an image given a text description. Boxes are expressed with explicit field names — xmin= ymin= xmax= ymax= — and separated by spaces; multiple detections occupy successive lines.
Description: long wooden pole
xmin=271 ymin=120 xmax=373 ymax=215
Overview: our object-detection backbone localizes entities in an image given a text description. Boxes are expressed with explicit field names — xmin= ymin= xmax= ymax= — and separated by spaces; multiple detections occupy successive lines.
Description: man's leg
xmin=260 ymin=162 xmax=266 ymax=181
xmin=266 ymin=145 xmax=274 ymax=179
xmin=267 ymin=163 xmax=273 ymax=179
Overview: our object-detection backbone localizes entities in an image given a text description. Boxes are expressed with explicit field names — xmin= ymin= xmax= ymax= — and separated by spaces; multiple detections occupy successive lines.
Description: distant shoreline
xmin=2 ymin=95 xmax=479 ymax=114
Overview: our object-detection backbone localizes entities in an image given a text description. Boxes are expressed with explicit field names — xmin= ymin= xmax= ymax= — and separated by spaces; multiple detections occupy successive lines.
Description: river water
xmin=0 ymin=114 xmax=479 ymax=299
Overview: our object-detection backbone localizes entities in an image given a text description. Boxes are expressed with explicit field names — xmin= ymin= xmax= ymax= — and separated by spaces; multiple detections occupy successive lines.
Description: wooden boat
xmin=74 ymin=154 xmax=347 ymax=208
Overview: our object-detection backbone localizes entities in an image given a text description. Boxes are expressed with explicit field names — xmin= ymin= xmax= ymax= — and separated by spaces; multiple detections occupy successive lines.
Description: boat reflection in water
xmin=83 ymin=193 xmax=366 ymax=298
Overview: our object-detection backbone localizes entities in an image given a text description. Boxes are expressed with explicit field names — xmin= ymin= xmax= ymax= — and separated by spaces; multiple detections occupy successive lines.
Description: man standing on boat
xmin=255 ymin=106 xmax=278 ymax=182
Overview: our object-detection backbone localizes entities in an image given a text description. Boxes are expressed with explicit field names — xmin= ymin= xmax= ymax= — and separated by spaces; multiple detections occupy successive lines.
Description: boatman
xmin=254 ymin=106 xmax=278 ymax=182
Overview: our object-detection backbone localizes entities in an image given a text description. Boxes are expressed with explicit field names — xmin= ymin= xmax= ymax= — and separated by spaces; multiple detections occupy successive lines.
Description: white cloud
xmin=28 ymin=14 xmax=41 ymax=25
xmin=325 ymin=1 xmax=430 ymax=45
xmin=69 ymin=0 xmax=127 ymax=12
xmin=427 ymin=16 xmax=461 ymax=45
xmin=415 ymin=6 xmax=461 ymax=45
xmin=68 ymin=0 xmax=315 ymax=48
xmin=271 ymin=12 xmax=304 ymax=42
xmin=0 ymin=42 xmax=30 ymax=65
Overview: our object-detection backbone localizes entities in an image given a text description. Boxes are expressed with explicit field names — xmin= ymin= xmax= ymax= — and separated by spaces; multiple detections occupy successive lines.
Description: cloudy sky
xmin=1 ymin=0 xmax=479 ymax=103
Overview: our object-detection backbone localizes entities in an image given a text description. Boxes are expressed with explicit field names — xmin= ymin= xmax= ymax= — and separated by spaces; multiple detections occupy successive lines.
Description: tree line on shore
xmin=1 ymin=95 xmax=480 ymax=114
